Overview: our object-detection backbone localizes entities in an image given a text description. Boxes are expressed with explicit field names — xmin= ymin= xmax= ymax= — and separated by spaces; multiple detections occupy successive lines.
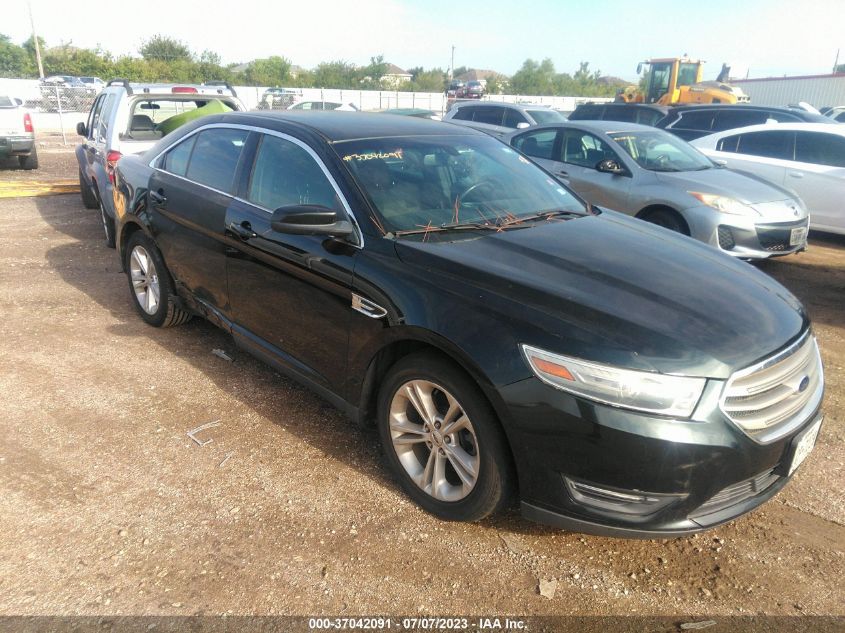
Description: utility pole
xmin=834 ymin=49 xmax=841 ymax=74
xmin=29 ymin=1 xmax=45 ymax=79
xmin=450 ymin=45 xmax=455 ymax=80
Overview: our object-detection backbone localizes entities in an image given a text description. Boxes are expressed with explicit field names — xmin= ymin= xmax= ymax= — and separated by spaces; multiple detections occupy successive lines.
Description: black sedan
xmin=112 ymin=111 xmax=823 ymax=537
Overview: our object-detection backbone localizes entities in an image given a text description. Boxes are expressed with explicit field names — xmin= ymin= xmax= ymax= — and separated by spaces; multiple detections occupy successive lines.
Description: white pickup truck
xmin=0 ymin=95 xmax=38 ymax=169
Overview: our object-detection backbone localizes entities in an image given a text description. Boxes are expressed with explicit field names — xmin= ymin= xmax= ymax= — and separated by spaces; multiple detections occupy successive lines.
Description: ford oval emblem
xmin=798 ymin=376 xmax=810 ymax=392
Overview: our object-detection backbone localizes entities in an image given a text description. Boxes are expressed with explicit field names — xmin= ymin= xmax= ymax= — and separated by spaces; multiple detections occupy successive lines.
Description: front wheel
xmin=125 ymin=232 xmax=192 ymax=328
xmin=642 ymin=207 xmax=689 ymax=235
xmin=377 ymin=353 xmax=514 ymax=522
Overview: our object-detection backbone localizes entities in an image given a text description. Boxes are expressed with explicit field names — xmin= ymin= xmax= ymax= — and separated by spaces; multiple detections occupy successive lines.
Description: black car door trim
xmin=147 ymin=123 xmax=364 ymax=249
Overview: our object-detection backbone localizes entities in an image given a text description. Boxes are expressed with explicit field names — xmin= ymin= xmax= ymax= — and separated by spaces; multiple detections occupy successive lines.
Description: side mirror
xmin=596 ymin=159 xmax=627 ymax=175
xmin=712 ymin=159 xmax=727 ymax=167
xmin=76 ymin=122 xmax=88 ymax=137
xmin=271 ymin=204 xmax=354 ymax=237
xmin=516 ymin=122 xmax=530 ymax=129
xmin=14 ymin=98 xmax=23 ymax=106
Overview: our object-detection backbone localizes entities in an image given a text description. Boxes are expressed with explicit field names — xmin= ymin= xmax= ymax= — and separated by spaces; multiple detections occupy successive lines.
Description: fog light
xmin=717 ymin=225 xmax=736 ymax=250
xmin=564 ymin=477 xmax=686 ymax=517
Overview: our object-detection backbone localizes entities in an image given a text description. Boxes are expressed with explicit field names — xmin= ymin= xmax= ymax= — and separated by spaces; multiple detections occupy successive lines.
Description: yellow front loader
xmin=616 ymin=57 xmax=749 ymax=105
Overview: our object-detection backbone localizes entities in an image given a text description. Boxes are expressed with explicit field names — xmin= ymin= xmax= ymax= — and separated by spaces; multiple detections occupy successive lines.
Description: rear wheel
xmin=377 ymin=353 xmax=514 ymax=522
xmin=79 ymin=169 xmax=98 ymax=209
xmin=19 ymin=148 xmax=38 ymax=170
xmin=125 ymin=232 xmax=191 ymax=328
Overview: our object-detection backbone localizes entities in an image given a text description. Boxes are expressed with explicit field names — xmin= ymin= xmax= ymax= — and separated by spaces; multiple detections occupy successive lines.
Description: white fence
xmin=0 ymin=77 xmax=613 ymax=139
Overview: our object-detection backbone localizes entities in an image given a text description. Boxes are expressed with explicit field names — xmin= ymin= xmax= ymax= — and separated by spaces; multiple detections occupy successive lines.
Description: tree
xmin=510 ymin=58 xmax=557 ymax=95
xmin=452 ymin=65 xmax=468 ymax=79
xmin=408 ymin=68 xmax=447 ymax=92
xmin=359 ymin=55 xmax=389 ymax=89
xmin=312 ymin=60 xmax=358 ymax=88
xmin=139 ymin=35 xmax=193 ymax=62
xmin=836 ymin=64 xmax=845 ymax=73
xmin=0 ymin=34 xmax=34 ymax=77
xmin=244 ymin=56 xmax=291 ymax=86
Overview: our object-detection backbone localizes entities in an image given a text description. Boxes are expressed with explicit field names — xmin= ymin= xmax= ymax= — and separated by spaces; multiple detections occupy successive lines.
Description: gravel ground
xmin=0 ymin=149 xmax=843 ymax=620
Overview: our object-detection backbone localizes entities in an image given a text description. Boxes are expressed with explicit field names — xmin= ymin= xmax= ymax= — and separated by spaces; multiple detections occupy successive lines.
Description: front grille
xmin=691 ymin=468 xmax=780 ymax=518
xmin=721 ymin=333 xmax=823 ymax=442
xmin=717 ymin=225 xmax=735 ymax=250
xmin=757 ymin=226 xmax=794 ymax=251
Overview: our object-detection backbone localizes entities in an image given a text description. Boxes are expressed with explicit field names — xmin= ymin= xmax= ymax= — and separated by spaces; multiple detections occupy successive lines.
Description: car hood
xmin=655 ymin=168 xmax=796 ymax=204
xmin=394 ymin=212 xmax=806 ymax=379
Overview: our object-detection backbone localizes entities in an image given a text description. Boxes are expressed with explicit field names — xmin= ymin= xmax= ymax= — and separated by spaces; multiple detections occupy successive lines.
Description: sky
xmin=3 ymin=0 xmax=844 ymax=81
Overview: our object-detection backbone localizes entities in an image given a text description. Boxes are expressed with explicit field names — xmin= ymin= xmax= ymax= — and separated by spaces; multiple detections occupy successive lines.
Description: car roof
xmin=697 ymin=121 xmax=845 ymax=138
xmin=452 ymin=100 xmax=549 ymax=110
xmin=523 ymin=120 xmax=662 ymax=134
xmin=218 ymin=111 xmax=485 ymax=142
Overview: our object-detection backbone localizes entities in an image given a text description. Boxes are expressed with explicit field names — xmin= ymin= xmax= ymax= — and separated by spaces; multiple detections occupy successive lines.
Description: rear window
xmin=569 ymin=105 xmax=603 ymax=120
xmin=127 ymin=97 xmax=236 ymax=137
xmin=450 ymin=106 xmax=474 ymax=121
xmin=472 ymin=107 xmax=504 ymax=126
xmin=0 ymin=96 xmax=15 ymax=108
xmin=723 ymin=130 xmax=794 ymax=160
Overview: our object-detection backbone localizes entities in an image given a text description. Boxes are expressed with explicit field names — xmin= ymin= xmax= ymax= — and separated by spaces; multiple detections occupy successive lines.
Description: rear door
xmin=224 ymin=131 xmax=360 ymax=393
xmin=148 ymin=126 xmax=252 ymax=315
xmin=792 ymin=131 xmax=845 ymax=232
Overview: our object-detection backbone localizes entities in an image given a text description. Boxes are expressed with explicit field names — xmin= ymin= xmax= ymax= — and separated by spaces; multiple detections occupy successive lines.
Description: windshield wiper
xmin=391 ymin=209 xmax=581 ymax=238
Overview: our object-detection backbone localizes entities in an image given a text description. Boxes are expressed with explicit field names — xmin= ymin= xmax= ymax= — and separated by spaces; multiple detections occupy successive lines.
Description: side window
xmin=161 ymin=135 xmax=197 ymax=177
xmin=185 ymin=128 xmax=249 ymax=193
xmin=712 ymin=109 xmax=764 ymax=131
xmin=97 ymin=94 xmax=116 ymax=141
xmin=248 ymin=134 xmax=339 ymax=210
xmin=87 ymin=94 xmax=106 ymax=140
xmin=512 ymin=130 xmax=557 ymax=160
xmin=735 ymin=131 xmax=794 ymax=160
xmin=671 ymin=110 xmax=716 ymax=131
xmin=569 ymin=105 xmax=602 ymax=120
xmin=561 ymin=130 xmax=619 ymax=168
xmin=603 ymin=105 xmax=637 ymax=123
xmin=472 ymin=106 xmax=504 ymax=126
xmin=717 ymin=134 xmax=741 ymax=153
xmin=450 ymin=107 xmax=474 ymax=121
xmin=502 ymin=108 xmax=528 ymax=128
xmin=795 ymin=132 xmax=845 ymax=168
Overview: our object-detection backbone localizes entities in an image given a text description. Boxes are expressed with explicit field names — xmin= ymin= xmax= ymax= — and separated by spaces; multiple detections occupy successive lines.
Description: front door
xmin=225 ymin=132 xmax=360 ymax=393
xmin=555 ymin=129 xmax=632 ymax=210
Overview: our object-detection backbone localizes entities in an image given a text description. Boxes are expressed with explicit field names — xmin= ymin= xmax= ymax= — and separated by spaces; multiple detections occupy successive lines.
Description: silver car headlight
xmin=688 ymin=192 xmax=758 ymax=216
xmin=521 ymin=345 xmax=706 ymax=417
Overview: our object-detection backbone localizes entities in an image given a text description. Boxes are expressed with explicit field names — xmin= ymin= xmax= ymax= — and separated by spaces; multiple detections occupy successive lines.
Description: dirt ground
xmin=0 ymin=147 xmax=843 ymax=621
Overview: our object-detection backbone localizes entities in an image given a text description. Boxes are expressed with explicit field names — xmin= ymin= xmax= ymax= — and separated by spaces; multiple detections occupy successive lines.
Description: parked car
xmin=257 ymin=88 xmax=302 ymax=110
xmin=568 ymin=102 xmax=670 ymax=127
xmin=444 ymin=101 xmax=567 ymax=137
xmin=113 ymin=111 xmax=823 ymax=536
xmin=0 ymin=95 xmax=38 ymax=169
xmin=79 ymin=76 xmax=105 ymax=91
xmin=380 ymin=108 xmax=441 ymax=120
xmin=75 ymin=79 xmax=244 ymax=248
xmin=465 ymin=80 xmax=485 ymax=98
xmin=446 ymin=80 xmax=466 ymax=98
xmin=820 ymin=106 xmax=845 ymax=123
xmin=39 ymin=75 xmax=97 ymax=112
xmin=287 ymin=101 xmax=358 ymax=111
xmin=691 ymin=122 xmax=845 ymax=235
xmin=657 ymin=104 xmax=834 ymax=141
xmin=506 ymin=121 xmax=809 ymax=259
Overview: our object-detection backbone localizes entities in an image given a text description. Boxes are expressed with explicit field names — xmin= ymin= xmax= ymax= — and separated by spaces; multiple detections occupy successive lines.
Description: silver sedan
xmin=504 ymin=121 xmax=809 ymax=259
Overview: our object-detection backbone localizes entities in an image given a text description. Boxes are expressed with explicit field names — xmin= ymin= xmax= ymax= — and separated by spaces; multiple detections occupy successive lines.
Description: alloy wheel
xmin=388 ymin=380 xmax=480 ymax=502
xmin=129 ymin=245 xmax=160 ymax=315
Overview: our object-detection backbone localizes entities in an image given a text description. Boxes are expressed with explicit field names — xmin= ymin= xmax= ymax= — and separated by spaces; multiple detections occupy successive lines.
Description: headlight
xmin=521 ymin=345 xmax=706 ymax=417
xmin=688 ymin=192 xmax=758 ymax=216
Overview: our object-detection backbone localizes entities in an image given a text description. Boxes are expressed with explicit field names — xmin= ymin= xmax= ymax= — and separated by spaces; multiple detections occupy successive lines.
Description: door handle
xmin=788 ymin=171 xmax=804 ymax=179
xmin=228 ymin=220 xmax=258 ymax=240
xmin=557 ymin=170 xmax=569 ymax=177
xmin=149 ymin=189 xmax=167 ymax=205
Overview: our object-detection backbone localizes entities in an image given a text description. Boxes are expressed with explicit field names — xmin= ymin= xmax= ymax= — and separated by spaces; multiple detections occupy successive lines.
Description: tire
xmin=642 ymin=207 xmax=689 ymax=235
xmin=377 ymin=353 xmax=514 ymax=522
xmin=79 ymin=169 xmax=98 ymax=209
xmin=18 ymin=148 xmax=39 ymax=170
xmin=99 ymin=198 xmax=116 ymax=248
xmin=125 ymin=232 xmax=192 ymax=328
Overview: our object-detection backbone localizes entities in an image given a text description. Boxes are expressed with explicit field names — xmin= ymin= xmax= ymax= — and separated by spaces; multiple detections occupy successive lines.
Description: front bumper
xmin=501 ymin=377 xmax=822 ymax=537
xmin=0 ymin=135 xmax=35 ymax=157
xmin=684 ymin=205 xmax=809 ymax=259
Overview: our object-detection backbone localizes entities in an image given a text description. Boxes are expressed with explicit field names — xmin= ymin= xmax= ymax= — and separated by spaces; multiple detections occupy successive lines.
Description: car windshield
xmin=608 ymin=130 xmax=713 ymax=171
xmin=528 ymin=109 xmax=566 ymax=124
xmin=338 ymin=135 xmax=587 ymax=234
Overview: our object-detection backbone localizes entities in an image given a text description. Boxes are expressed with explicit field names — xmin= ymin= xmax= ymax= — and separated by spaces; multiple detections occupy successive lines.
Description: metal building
xmin=731 ymin=73 xmax=845 ymax=108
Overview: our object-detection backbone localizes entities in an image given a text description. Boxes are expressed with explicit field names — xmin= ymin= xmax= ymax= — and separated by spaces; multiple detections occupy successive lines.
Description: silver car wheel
xmin=389 ymin=379 xmax=480 ymax=502
xmin=129 ymin=245 xmax=160 ymax=315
